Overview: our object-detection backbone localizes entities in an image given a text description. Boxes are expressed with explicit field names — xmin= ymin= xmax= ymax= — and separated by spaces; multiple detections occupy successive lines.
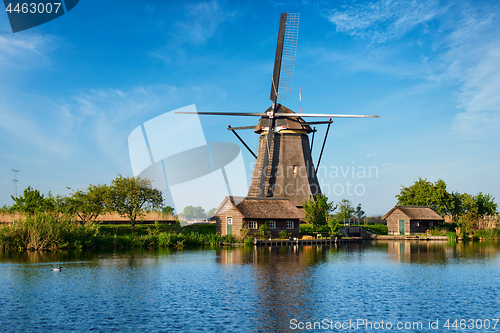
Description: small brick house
xmin=383 ymin=205 xmax=444 ymax=235
xmin=214 ymin=196 xmax=303 ymax=238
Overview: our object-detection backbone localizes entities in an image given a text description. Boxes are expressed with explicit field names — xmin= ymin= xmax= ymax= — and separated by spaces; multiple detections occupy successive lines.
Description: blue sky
xmin=1 ymin=0 xmax=500 ymax=215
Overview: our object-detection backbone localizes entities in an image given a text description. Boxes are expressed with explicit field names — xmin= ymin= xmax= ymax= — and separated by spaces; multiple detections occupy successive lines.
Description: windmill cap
xmin=255 ymin=104 xmax=313 ymax=134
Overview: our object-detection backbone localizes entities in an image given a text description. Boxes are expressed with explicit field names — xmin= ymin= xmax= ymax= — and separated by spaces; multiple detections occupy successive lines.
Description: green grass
xmin=99 ymin=222 xmax=216 ymax=237
xmin=361 ymin=224 xmax=388 ymax=235
xmin=99 ymin=223 xmax=182 ymax=237
xmin=474 ymin=228 xmax=500 ymax=240
xmin=0 ymin=217 xmax=233 ymax=251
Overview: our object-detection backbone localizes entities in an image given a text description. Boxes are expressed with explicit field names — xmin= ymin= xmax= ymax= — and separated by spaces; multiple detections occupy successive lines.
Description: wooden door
xmin=227 ymin=217 xmax=233 ymax=235
xmin=398 ymin=219 xmax=405 ymax=235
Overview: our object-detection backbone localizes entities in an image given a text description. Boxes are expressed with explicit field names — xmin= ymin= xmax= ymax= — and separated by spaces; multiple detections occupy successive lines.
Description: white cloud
xmin=444 ymin=10 xmax=500 ymax=133
xmin=63 ymin=84 xmax=228 ymax=170
xmin=323 ymin=0 xmax=500 ymax=134
xmin=0 ymin=102 xmax=73 ymax=158
xmin=458 ymin=47 xmax=500 ymax=113
xmin=176 ymin=0 xmax=237 ymax=45
xmin=327 ymin=0 xmax=445 ymax=43
xmin=0 ymin=34 xmax=54 ymax=69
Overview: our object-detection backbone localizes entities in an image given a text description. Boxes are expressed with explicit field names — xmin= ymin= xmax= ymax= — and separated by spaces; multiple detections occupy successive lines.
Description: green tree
xmin=456 ymin=211 xmax=478 ymax=238
xmin=302 ymin=194 xmax=336 ymax=230
xmin=108 ymin=175 xmax=163 ymax=235
xmin=327 ymin=217 xmax=341 ymax=236
xmin=67 ymin=184 xmax=110 ymax=224
xmin=354 ymin=203 xmax=366 ymax=224
xmin=161 ymin=206 xmax=175 ymax=215
xmin=450 ymin=192 xmax=476 ymax=221
xmin=11 ymin=186 xmax=48 ymax=215
xmin=0 ymin=205 xmax=10 ymax=214
xmin=207 ymin=208 xmax=216 ymax=217
xmin=396 ymin=178 xmax=453 ymax=217
xmin=44 ymin=192 xmax=72 ymax=219
xmin=259 ymin=222 xmax=270 ymax=239
xmin=337 ymin=199 xmax=355 ymax=222
xmin=182 ymin=206 xmax=206 ymax=220
xmin=474 ymin=192 xmax=498 ymax=216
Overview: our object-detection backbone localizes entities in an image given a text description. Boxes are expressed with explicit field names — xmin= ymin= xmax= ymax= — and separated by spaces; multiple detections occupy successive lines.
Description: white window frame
xmin=286 ymin=221 xmax=294 ymax=229
xmin=268 ymin=221 xmax=276 ymax=229
xmin=249 ymin=221 xmax=257 ymax=229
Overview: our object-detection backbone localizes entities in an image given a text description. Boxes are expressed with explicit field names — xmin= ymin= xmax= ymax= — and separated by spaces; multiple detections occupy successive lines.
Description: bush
xmin=474 ymin=228 xmax=500 ymax=240
xmin=243 ymin=237 xmax=254 ymax=246
xmin=279 ymin=230 xmax=291 ymax=239
xmin=0 ymin=213 xmax=99 ymax=250
xmin=299 ymin=224 xmax=314 ymax=235
xmin=259 ymin=222 xmax=270 ymax=240
xmin=428 ymin=228 xmax=448 ymax=236
xmin=446 ymin=232 xmax=457 ymax=241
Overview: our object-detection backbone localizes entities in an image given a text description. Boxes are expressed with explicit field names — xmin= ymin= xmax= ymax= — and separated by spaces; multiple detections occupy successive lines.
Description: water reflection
xmin=379 ymin=240 xmax=500 ymax=264
xmin=216 ymin=245 xmax=338 ymax=331
xmin=1 ymin=242 xmax=500 ymax=332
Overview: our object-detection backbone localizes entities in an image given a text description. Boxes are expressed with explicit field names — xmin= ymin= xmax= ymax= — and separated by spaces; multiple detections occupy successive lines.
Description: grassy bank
xmin=360 ymin=224 xmax=388 ymax=235
xmin=0 ymin=214 xmax=241 ymax=251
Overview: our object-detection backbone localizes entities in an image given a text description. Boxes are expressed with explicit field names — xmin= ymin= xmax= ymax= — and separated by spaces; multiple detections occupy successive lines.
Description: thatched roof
xmin=255 ymin=104 xmax=313 ymax=134
xmin=215 ymin=196 xmax=304 ymax=219
xmin=383 ymin=205 xmax=444 ymax=220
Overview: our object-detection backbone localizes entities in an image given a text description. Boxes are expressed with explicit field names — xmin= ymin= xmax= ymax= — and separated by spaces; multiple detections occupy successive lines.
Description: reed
xmin=474 ymin=228 xmax=500 ymax=240
xmin=0 ymin=213 xmax=99 ymax=250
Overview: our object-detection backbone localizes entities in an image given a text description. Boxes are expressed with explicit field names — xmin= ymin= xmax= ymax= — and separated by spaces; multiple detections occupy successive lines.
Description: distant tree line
xmin=1 ymin=175 xmax=167 ymax=235
xmin=180 ymin=206 xmax=216 ymax=221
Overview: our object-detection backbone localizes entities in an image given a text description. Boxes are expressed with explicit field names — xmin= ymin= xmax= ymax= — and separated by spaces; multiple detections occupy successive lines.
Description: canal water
xmin=1 ymin=241 xmax=500 ymax=332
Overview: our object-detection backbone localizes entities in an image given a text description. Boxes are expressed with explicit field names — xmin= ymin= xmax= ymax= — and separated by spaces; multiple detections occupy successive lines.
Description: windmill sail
xmin=270 ymin=13 xmax=300 ymax=103
xmin=277 ymin=13 xmax=299 ymax=101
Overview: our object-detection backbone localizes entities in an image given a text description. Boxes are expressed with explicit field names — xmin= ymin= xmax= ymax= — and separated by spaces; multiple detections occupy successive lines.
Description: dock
xmin=374 ymin=235 xmax=448 ymax=241
xmin=253 ymin=238 xmax=362 ymax=246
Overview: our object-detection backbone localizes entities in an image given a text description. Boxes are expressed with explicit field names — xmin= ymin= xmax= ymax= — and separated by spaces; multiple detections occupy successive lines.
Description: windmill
xmin=177 ymin=13 xmax=378 ymax=208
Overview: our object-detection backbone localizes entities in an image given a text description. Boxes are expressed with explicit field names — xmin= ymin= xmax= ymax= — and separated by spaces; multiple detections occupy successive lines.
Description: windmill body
xmin=248 ymin=104 xmax=320 ymax=208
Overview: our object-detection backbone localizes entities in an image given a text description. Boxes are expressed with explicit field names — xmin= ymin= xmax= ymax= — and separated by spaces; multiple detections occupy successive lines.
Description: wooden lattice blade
xmin=176 ymin=111 xmax=266 ymax=117
xmin=274 ymin=113 xmax=379 ymax=118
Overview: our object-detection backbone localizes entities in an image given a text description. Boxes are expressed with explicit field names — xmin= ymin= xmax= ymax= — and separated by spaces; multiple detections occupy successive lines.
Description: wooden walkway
xmin=374 ymin=235 xmax=447 ymax=241
xmin=254 ymin=238 xmax=362 ymax=246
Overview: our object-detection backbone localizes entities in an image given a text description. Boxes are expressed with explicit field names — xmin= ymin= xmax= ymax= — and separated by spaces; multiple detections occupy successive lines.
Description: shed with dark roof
xmin=214 ymin=196 xmax=304 ymax=238
xmin=383 ymin=205 xmax=444 ymax=235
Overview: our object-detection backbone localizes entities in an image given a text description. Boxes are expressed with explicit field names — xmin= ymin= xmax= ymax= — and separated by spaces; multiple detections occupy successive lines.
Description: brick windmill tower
xmin=178 ymin=13 xmax=378 ymax=209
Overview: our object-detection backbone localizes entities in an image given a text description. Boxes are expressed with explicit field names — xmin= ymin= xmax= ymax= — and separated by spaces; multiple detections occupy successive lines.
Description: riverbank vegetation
xmin=0 ymin=215 xmax=243 ymax=250
xmin=396 ymin=178 xmax=500 ymax=241
xmin=0 ymin=175 xmax=224 ymax=251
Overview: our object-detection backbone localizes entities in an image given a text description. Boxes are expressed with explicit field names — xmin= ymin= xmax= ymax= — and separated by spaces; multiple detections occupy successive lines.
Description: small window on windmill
xmin=292 ymin=165 xmax=298 ymax=177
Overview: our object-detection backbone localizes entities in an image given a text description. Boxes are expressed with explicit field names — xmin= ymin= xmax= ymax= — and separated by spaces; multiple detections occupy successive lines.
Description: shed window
xmin=415 ymin=221 xmax=420 ymax=227
xmin=429 ymin=222 xmax=434 ymax=227
xmin=249 ymin=221 xmax=257 ymax=229
xmin=268 ymin=221 xmax=276 ymax=229
xmin=286 ymin=221 xmax=294 ymax=229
